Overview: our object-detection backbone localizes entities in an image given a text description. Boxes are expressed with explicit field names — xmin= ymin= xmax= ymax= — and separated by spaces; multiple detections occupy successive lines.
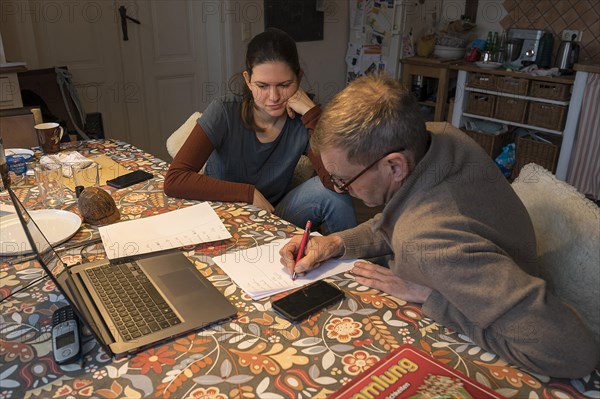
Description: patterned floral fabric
xmin=1 ymin=140 xmax=598 ymax=399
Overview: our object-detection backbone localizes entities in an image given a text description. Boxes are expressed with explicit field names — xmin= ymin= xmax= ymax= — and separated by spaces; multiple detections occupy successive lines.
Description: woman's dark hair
xmin=239 ymin=28 xmax=301 ymax=131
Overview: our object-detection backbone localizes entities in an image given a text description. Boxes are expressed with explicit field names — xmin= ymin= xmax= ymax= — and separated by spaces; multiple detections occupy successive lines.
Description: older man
xmin=280 ymin=74 xmax=598 ymax=378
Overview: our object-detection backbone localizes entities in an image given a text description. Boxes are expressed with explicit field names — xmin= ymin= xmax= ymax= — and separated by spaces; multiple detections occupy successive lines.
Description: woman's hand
xmin=286 ymin=87 xmax=316 ymax=118
xmin=253 ymin=189 xmax=274 ymax=213
xmin=351 ymin=261 xmax=432 ymax=304
xmin=280 ymin=235 xmax=345 ymax=277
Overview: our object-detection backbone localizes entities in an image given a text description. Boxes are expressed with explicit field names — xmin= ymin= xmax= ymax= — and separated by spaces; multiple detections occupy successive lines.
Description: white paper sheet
xmin=99 ymin=203 xmax=231 ymax=259
xmin=212 ymin=237 xmax=356 ymax=300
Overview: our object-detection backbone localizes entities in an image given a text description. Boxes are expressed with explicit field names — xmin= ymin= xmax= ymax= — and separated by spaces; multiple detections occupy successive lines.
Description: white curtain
xmin=567 ymin=73 xmax=600 ymax=199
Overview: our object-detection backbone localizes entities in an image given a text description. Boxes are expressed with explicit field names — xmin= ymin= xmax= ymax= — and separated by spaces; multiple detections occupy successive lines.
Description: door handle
xmin=118 ymin=6 xmax=141 ymax=41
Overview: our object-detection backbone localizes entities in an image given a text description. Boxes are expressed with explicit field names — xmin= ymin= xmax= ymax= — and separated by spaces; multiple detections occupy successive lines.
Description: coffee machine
xmin=507 ymin=29 xmax=544 ymax=67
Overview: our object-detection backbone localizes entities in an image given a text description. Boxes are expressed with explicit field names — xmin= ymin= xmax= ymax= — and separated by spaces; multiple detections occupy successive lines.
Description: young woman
xmin=164 ymin=29 xmax=356 ymax=233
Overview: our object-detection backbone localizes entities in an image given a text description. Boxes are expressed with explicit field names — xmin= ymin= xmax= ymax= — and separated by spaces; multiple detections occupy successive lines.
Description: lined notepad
xmin=212 ymin=237 xmax=355 ymax=300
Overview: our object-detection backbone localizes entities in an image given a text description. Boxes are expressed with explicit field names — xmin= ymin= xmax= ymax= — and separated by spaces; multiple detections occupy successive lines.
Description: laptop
xmin=8 ymin=187 xmax=237 ymax=357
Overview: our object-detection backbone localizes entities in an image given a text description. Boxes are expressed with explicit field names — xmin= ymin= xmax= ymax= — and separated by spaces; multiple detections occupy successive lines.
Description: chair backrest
xmin=512 ymin=163 xmax=600 ymax=343
xmin=166 ymin=111 xmax=201 ymax=159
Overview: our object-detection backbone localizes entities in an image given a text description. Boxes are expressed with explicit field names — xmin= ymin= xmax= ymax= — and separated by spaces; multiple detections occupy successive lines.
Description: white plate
xmin=4 ymin=148 xmax=34 ymax=157
xmin=475 ymin=61 xmax=502 ymax=69
xmin=0 ymin=210 xmax=82 ymax=256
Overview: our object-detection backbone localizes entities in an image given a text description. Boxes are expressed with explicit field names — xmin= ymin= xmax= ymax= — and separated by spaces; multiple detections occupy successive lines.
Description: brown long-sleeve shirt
xmin=164 ymin=105 xmax=333 ymax=203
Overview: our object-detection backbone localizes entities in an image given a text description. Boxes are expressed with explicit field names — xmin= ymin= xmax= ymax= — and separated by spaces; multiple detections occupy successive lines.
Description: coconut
xmin=77 ymin=187 xmax=120 ymax=226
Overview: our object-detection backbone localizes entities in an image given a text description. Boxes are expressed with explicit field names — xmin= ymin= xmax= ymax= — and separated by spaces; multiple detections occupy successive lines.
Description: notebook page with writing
xmin=212 ymin=237 xmax=355 ymax=300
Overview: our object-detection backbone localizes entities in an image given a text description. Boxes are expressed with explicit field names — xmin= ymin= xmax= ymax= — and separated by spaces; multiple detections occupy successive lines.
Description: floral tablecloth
xmin=1 ymin=140 xmax=598 ymax=399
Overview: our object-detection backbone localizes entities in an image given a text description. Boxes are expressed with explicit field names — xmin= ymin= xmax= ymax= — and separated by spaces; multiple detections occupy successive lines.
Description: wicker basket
xmin=494 ymin=96 xmax=528 ymax=123
xmin=527 ymin=102 xmax=567 ymax=131
xmin=495 ymin=76 xmax=529 ymax=95
xmin=467 ymin=73 xmax=496 ymax=89
xmin=466 ymin=92 xmax=496 ymax=117
xmin=529 ymin=81 xmax=571 ymax=100
xmin=463 ymin=129 xmax=514 ymax=158
xmin=512 ymin=134 xmax=561 ymax=178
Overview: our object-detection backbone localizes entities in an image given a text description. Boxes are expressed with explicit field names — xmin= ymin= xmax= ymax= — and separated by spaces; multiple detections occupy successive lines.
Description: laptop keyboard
xmin=86 ymin=262 xmax=181 ymax=341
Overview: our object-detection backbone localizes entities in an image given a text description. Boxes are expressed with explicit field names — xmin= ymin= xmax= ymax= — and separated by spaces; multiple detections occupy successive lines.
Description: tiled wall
xmin=500 ymin=0 xmax=600 ymax=63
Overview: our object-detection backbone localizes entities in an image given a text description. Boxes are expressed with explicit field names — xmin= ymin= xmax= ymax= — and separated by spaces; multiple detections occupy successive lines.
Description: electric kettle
xmin=555 ymin=34 xmax=580 ymax=74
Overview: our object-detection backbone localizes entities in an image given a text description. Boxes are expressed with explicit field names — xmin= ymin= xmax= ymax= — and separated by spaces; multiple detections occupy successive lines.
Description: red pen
xmin=292 ymin=220 xmax=312 ymax=280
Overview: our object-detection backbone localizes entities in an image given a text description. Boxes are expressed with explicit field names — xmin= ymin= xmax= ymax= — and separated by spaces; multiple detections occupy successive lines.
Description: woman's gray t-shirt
xmin=198 ymin=96 xmax=309 ymax=204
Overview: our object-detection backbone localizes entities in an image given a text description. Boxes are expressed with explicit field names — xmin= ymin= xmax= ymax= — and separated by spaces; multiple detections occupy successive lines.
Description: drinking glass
xmin=71 ymin=162 xmax=100 ymax=190
xmin=35 ymin=163 xmax=64 ymax=208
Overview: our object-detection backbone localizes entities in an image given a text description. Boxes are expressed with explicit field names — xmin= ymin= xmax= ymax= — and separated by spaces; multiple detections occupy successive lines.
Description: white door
xmin=116 ymin=0 xmax=233 ymax=161
xmin=19 ymin=0 xmax=130 ymax=143
xmin=3 ymin=0 xmax=233 ymax=161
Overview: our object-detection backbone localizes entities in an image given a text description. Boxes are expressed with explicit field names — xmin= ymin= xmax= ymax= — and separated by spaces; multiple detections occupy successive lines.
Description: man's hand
xmin=253 ymin=189 xmax=274 ymax=213
xmin=351 ymin=261 xmax=432 ymax=304
xmin=286 ymin=87 xmax=316 ymax=118
xmin=280 ymin=235 xmax=345 ymax=277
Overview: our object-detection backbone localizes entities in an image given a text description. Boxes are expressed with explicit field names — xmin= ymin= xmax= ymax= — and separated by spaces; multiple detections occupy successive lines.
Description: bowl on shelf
xmin=475 ymin=61 xmax=503 ymax=69
xmin=433 ymin=45 xmax=466 ymax=60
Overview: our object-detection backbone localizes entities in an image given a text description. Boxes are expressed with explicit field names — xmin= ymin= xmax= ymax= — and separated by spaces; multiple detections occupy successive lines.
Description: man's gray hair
xmin=312 ymin=73 xmax=428 ymax=166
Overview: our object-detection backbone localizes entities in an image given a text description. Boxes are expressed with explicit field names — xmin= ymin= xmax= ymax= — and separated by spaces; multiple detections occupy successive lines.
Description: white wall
xmin=0 ymin=2 xmax=40 ymax=67
xmin=228 ymin=0 xmax=349 ymax=105
xmin=298 ymin=1 xmax=349 ymax=104
xmin=472 ymin=0 xmax=505 ymax=38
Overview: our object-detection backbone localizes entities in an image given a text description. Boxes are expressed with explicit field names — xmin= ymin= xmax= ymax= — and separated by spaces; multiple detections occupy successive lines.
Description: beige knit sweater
xmin=335 ymin=125 xmax=599 ymax=378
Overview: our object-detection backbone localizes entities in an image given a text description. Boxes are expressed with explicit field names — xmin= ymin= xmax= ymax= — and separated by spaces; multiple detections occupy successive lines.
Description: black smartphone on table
xmin=272 ymin=281 xmax=345 ymax=322
xmin=106 ymin=170 xmax=153 ymax=188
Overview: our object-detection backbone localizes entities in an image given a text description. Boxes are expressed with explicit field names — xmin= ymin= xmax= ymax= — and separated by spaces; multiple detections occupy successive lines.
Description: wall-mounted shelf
xmin=0 ymin=66 xmax=26 ymax=110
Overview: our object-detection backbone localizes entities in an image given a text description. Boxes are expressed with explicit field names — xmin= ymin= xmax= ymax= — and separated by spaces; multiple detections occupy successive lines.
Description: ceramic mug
xmin=35 ymin=122 xmax=64 ymax=154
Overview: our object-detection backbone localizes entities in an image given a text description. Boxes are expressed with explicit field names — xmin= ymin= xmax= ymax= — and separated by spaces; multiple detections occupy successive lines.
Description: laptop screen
xmin=9 ymin=188 xmax=71 ymax=296
xmin=8 ymin=188 xmax=115 ymax=355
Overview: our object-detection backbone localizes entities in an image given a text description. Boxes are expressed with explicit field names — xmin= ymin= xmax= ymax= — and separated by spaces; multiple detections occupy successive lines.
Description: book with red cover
xmin=330 ymin=344 xmax=506 ymax=399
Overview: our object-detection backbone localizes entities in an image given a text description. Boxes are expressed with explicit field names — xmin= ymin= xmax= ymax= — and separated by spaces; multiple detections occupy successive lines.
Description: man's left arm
xmin=350 ymin=261 xmax=432 ymax=303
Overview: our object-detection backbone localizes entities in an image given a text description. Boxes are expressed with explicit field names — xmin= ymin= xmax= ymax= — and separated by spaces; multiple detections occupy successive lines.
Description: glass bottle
xmin=499 ymin=31 xmax=507 ymax=59
xmin=492 ymin=32 xmax=499 ymax=52
xmin=486 ymin=31 xmax=493 ymax=51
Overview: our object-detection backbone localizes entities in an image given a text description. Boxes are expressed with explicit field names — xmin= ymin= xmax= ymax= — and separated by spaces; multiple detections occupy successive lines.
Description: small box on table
xmin=329 ymin=344 xmax=506 ymax=399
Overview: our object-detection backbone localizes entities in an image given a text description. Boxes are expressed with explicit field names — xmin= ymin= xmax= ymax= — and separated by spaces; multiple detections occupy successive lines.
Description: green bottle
xmin=486 ymin=31 xmax=493 ymax=51
xmin=492 ymin=32 xmax=499 ymax=52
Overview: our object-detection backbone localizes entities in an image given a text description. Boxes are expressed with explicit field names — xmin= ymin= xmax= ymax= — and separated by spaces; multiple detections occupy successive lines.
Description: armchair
xmin=512 ymin=163 xmax=600 ymax=343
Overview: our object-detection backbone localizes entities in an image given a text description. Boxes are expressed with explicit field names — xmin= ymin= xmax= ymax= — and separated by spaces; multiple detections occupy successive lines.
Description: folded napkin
xmin=40 ymin=152 xmax=96 ymax=177
xmin=520 ymin=65 xmax=561 ymax=77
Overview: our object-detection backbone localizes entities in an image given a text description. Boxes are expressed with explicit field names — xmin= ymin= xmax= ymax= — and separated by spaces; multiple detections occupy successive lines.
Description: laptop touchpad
xmin=159 ymin=269 xmax=206 ymax=297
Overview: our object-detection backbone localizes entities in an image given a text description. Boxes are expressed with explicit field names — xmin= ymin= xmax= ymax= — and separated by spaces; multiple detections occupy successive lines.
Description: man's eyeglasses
xmin=329 ymin=149 xmax=404 ymax=192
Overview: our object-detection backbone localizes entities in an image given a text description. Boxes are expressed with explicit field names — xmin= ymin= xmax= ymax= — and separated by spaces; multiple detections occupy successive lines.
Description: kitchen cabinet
xmin=400 ymin=57 xmax=459 ymax=121
xmin=450 ymin=64 xmax=584 ymax=180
